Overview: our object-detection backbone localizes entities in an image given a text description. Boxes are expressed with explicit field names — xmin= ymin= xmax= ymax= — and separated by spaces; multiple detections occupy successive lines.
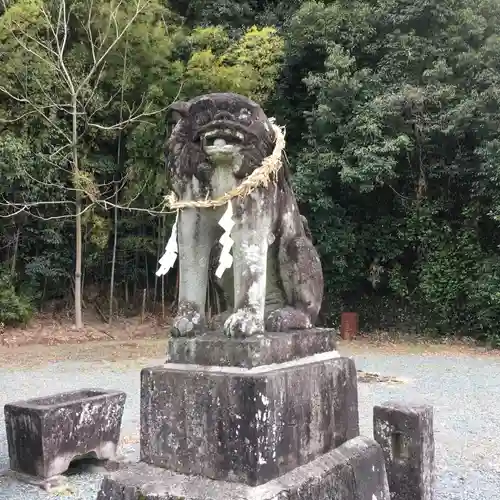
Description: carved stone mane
xmin=163 ymin=92 xmax=324 ymax=338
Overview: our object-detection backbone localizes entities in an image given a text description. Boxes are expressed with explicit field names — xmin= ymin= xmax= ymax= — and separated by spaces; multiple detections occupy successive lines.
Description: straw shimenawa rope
xmin=165 ymin=122 xmax=286 ymax=210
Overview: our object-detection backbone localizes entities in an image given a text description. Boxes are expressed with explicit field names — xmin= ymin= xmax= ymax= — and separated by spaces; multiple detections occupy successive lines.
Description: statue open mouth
xmin=197 ymin=120 xmax=250 ymax=157
xmin=202 ymin=129 xmax=245 ymax=156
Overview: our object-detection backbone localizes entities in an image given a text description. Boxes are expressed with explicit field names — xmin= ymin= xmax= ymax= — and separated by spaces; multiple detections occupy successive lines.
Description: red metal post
xmin=340 ymin=312 xmax=358 ymax=341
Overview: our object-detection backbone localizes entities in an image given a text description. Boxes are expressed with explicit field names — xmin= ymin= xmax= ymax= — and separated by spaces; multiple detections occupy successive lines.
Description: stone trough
xmin=4 ymin=388 xmax=126 ymax=479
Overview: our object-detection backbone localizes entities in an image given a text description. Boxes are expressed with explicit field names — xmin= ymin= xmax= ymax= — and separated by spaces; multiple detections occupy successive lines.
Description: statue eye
xmin=238 ymin=108 xmax=251 ymax=124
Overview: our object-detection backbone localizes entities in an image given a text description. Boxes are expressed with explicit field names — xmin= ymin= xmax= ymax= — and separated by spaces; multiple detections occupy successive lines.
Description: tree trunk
xmin=72 ymin=94 xmax=83 ymax=329
xmin=141 ymin=288 xmax=146 ymax=323
xmin=161 ymin=215 xmax=166 ymax=319
xmin=109 ymin=180 xmax=119 ymax=324
xmin=110 ymin=52 xmax=126 ymax=323
xmin=153 ymin=218 xmax=161 ymax=308
xmin=10 ymin=227 xmax=20 ymax=276
xmin=133 ymin=240 xmax=139 ymax=302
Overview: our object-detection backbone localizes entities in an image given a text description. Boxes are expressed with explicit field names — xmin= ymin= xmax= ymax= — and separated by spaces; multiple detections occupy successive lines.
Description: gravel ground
xmin=0 ymin=344 xmax=499 ymax=499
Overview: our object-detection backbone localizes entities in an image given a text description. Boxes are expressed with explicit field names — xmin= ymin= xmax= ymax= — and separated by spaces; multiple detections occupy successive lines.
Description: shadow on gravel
xmin=357 ymin=370 xmax=406 ymax=384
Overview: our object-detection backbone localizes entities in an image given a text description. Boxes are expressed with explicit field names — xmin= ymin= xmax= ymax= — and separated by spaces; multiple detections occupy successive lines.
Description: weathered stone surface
xmin=97 ymin=436 xmax=389 ymax=500
xmin=140 ymin=353 xmax=359 ymax=486
xmin=373 ymin=402 xmax=434 ymax=500
xmin=4 ymin=388 xmax=126 ymax=478
xmin=166 ymin=328 xmax=337 ymax=368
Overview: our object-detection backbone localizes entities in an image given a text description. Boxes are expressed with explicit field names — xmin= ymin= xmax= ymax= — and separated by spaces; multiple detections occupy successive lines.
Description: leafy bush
xmin=281 ymin=0 xmax=500 ymax=342
xmin=0 ymin=271 xmax=32 ymax=326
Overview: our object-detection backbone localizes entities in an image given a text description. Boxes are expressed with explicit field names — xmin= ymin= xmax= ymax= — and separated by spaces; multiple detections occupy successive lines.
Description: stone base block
xmin=4 ymin=388 xmax=126 ymax=478
xmin=97 ymin=436 xmax=390 ymax=500
xmin=166 ymin=328 xmax=337 ymax=368
xmin=140 ymin=352 xmax=359 ymax=486
xmin=373 ymin=402 xmax=434 ymax=500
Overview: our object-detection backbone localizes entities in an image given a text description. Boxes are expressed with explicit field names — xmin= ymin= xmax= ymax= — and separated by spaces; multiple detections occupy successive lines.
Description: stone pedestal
xmin=165 ymin=328 xmax=338 ymax=368
xmin=97 ymin=329 xmax=390 ymax=499
xmin=141 ymin=353 xmax=358 ymax=485
xmin=97 ymin=436 xmax=389 ymax=500
xmin=373 ymin=402 xmax=434 ymax=500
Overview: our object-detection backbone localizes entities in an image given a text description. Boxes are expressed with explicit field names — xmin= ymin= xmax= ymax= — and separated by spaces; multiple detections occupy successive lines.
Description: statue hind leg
xmin=266 ymin=235 xmax=324 ymax=332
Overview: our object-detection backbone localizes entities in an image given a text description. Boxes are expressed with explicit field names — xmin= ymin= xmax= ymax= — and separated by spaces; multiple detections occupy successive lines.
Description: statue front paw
xmin=171 ymin=304 xmax=204 ymax=337
xmin=224 ymin=310 xmax=264 ymax=338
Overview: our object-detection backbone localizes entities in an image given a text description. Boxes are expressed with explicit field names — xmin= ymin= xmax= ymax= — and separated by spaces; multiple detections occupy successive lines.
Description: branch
xmin=86 ymin=0 xmax=97 ymax=65
xmin=99 ymin=199 xmax=175 ymax=216
xmin=0 ymin=199 xmax=97 ymax=221
xmin=0 ymin=199 xmax=74 ymax=219
xmin=30 ymin=202 xmax=95 ymax=221
xmin=98 ymin=170 xmax=149 ymax=206
xmin=9 ymin=21 xmax=62 ymax=77
xmin=95 ymin=0 xmax=126 ymax=55
xmin=0 ymin=206 xmax=27 ymax=218
xmin=0 ymin=200 xmax=75 ymax=208
xmin=0 ymin=85 xmax=71 ymax=141
xmin=0 ymin=110 xmax=39 ymax=123
xmin=48 ymin=143 xmax=72 ymax=160
xmin=95 ymin=171 xmax=131 ymax=203
xmin=58 ymin=2 xmax=74 ymax=94
xmin=37 ymin=3 xmax=75 ymax=94
xmin=81 ymin=60 xmax=108 ymax=112
xmin=77 ymin=0 xmax=152 ymax=95
xmin=20 ymin=165 xmax=83 ymax=194
xmin=0 ymin=196 xmax=173 ymax=220
xmin=85 ymin=83 xmax=123 ymax=123
xmin=30 ymin=74 xmax=72 ymax=115
xmin=88 ymin=83 xmax=184 ymax=130
xmin=22 ymin=153 xmax=111 ymax=201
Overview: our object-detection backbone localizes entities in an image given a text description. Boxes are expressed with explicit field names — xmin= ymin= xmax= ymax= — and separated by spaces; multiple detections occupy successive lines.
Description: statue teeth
xmin=214 ymin=138 xmax=227 ymax=147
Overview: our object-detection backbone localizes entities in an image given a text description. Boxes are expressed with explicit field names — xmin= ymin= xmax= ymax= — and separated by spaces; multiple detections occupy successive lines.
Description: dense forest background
xmin=2 ymin=0 xmax=500 ymax=343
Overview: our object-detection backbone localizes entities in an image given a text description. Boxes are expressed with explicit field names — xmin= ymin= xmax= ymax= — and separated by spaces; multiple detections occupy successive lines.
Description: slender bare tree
xmin=0 ymin=0 xmax=179 ymax=327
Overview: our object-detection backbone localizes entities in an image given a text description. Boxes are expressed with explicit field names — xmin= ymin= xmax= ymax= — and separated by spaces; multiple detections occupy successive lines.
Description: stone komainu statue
xmin=162 ymin=92 xmax=323 ymax=338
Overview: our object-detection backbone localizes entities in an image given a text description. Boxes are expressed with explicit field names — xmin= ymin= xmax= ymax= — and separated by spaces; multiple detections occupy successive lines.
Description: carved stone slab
xmin=4 ymin=388 xmax=126 ymax=478
xmin=166 ymin=328 xmax=337 ymax=368
xmin=97 ymin=436 xmax=390 ymax=500
xmin=140 ymin=353 xmax=359 ymax=486
xmin=373 ymin=402 xmax=434 ymax=500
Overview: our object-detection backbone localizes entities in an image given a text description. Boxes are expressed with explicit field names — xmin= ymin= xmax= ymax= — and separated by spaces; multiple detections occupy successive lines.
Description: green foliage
xmin=283 ymin=0 xmax=500 ymax=342
xmin=183 ymin=25 xmax=283 ymax=102
xmin=3 ymin=0 xmax=500 ymax=344
xmin=0 ymin=0 xmax=284 ymax=322
xmin=0 ymin=271 xmax=33 ymax=325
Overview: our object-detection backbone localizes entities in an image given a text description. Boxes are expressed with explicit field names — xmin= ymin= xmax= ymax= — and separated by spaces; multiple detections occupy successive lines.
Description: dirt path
xmin=0 ymin=335 xmax=497 ymax=369
xmin=0 ymin=339 xmax=167 ymax=368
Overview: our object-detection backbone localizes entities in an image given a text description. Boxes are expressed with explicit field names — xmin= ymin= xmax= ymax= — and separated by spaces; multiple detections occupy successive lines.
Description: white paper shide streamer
xmin=156 ymin=210 xmax=179 ymax=276
xmin=215 ymin=201 xmax=235 ymax=278
xmin=155 ymin=203 xmax=235 ymax=278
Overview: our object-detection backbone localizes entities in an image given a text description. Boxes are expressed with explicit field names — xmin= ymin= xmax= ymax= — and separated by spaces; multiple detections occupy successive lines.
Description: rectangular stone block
xmin=140 ymin=352 xmax=359 ymax=486
xmin=4 ymin=388 xmax=126 ymax=478
xmin=166 ymin=328 xmax=337 ymax=368
xmin=97 ymin=436 xmax=390 ymax=500
xmin=373 ymin=402 xmax=434 ymax=500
